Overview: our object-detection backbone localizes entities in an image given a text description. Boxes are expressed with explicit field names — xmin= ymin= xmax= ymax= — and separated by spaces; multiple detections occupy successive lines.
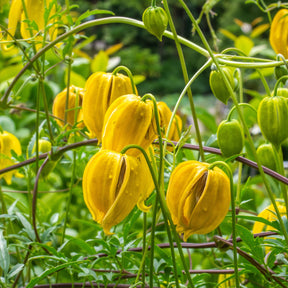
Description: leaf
xmin=91 ymin=50 xmax=109 ymax=73
xmin=250 ymin=23 xmax=270 ymax=38
xmin=25 ymin=260 xmax=88 ymax=288
xmin=75 ymin=9 xmax=114 ymax=25
xmin=0 ymin=64 xmax=23 ymax=83
xmin=235 ymin=35 xmax=254 ymax=55
xmin=64 ymin=70 xmax=86 ymax=88
xmin=0 ymin=230 xmax=9 ymax=276
xmin=196 ymin=106 xmax=218 ymax=133
xmin=247 ymin=67 xmax=274 ymax=80
xmin=8 ymin=264 xmax=24 ymax=279
xmin=105 ymin=43 xmax=123 ymax=56
xmin=16 ymin=212 xmax=35 ymax=241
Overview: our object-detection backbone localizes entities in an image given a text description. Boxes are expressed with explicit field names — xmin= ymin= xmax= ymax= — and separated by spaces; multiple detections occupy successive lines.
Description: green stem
xmin=163 ymin=0 xmax=205 ymax=161
xmin=64 ymin=57 xmax=73 ymax=125
xmin=276 ymin=54 xmax=288 ymax=71
xmin=226 ymin=103 xmax=256 ymax=122
xmin=273 ymin=75 xmax=288 ymax=96
xmin=178 ymin=0 xmax=288 ymax=246
xmin=61 ymin=151 xmax=76 ymax=245
xmin=208 ymin=161 xmax=239 ymax=288
xmin=151 ymin=0 xmax=157 ymax=7
xmin=272 ymin=145 xmax=288 ymax=222
xmin=256 ymin=69 xmax=271 ymax=96
xmin=112 ymin=66 xmax=137 ymax=95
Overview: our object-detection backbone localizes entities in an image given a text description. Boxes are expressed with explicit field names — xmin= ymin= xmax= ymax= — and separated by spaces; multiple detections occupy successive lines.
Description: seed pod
xmin=52 ymin=85 xmax=85 ymax=129
xmin=217 ymin=119 xmax=244 ymax=157
xmin=0 ymin=131 xmax=23 ymax=184
xmin=257 ymin=96 xmax=288 ymax=146
xmin=209 ymin=66 xmax=235 ymax=104
xmin=269 ymin=9 xmax=288 ymax=58
xmin=166 ymin=161 xmax=230 ymax=241
xmin=82 ymin=149 xmax=154 ymax=234
xmin=157 ymin=101 xmax=182 ymax=141
xmin=256 ymin=143 xmax=277 ymax=171
xmin=83 ymin=72 xmax=137 ymax=140
xmin=102 ymin=94 xmax=157 ymax=156
xmin=142 ymin=6 xmax=168 ymax=41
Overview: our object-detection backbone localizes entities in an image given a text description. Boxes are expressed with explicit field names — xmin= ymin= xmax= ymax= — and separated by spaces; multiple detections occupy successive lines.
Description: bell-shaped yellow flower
xmin=253 ymin=203 xmax=286 ymax=234
xmin=269 ymin=9 xmax=288 ymax=58
xmin=82 ymin=72 xmax=137 ymax=140
xmin=7 ymin=0 xmax=56 ymax=47
xmin=83 ymin=149 xmax=154 ymax=234
xmin=166 ymin=161 xmax=230 ymax=241
xmin=0 ymin=131 xmax=23 ymax=184
xmin=157 ymin=101 xmax=182 ymax=142
xmin=102 ymin=94 xmax=157 ymax=156
xmin=52 ymin=85 xmax=85 ymax=129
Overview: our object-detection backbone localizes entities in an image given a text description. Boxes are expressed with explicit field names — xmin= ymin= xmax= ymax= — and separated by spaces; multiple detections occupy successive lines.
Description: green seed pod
xmin=257 ymin=96 xmax=288 ymax=146
xmin=217 ymin=119 xmax=244 ymax=157
xmin=142 ymin=6 xmax=168 ymax=41
xmin=274 ymin=65 xmax=288 ymax=84
xmin=256 ymin=143 xmax=276 ymax=171
xmin=209 ymin=66 xmax=235 ymax=104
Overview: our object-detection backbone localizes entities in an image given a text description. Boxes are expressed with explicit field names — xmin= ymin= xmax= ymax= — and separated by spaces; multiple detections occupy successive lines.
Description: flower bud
xmin=257 ymin=96 xmax=288 ymax=146
xmin=32 ymin=139 xmax=52 ymax=154
xmin=102 ymin=94 xmax=157 ymax=156
xmin=52 ymin=85 xmax=85 ymax=129
xmin=82 ymin=149 xmax=154 ymax=234
xmin=269 ymin=9 xmax=288 ymax=58
xmin=166 ymin=161 xmax=230 ymax=241
xmin=83 ymin=72 xmax=137 ymax=140
xmin=142 ymin=6 xmax=168 ymax=41
xmin=209 ymin=66 xmax=235 ymax=104
xmin=0 ymin=131 xmax=23 ymax=184
xmin=217 ymin=119 xmax=244 ymax=157
xmin=157 ymin=101 xmax=182 ymax=142
xmin=256 ymin=143 xmax=276 ymax=171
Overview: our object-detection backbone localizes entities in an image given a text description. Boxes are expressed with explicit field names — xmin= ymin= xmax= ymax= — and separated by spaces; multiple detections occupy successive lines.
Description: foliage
xmin=0 ymin=0 xmax=287 ymax=287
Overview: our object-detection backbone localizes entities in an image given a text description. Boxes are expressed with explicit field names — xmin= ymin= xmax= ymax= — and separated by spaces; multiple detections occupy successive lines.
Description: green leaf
xmin=8 ymin=264 xmax=24 ymax=279
xmin=91 ymin=50 xmax=109 ymax=73
xmin=25 ymin=260 xmax=88 ymax=288
xmin=196 ymin=106 xmax=218 ymax=133
xmin=16 ymin=212 xmax=35 ymax=241
xmin=229 ymin=104 xmax=257 ymax=129
xmin=0 ymin=230 xmax=9 ymax=276
xmin=65 ymin=69 xmax=86 ymax=88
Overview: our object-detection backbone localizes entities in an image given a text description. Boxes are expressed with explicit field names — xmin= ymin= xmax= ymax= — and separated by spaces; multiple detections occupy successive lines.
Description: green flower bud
xmin=142 ymin=6 xmax=168 ymax=41
xmin=257 ymin=96 xmax=288 ymax=146
xmin=209 ymin=66 xmax=235 ymax=104
xmin=256 ymin=143 xmax=276 ymax=171
xmin=217 ymin=119 xmax=244 ymax=157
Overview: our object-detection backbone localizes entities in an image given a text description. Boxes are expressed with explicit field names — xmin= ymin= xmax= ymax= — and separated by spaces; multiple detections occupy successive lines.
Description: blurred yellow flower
xmin=0 ymin=131 xmax=23 ymax=184
xmin=166 ymin=161 xmax=230 ymax=241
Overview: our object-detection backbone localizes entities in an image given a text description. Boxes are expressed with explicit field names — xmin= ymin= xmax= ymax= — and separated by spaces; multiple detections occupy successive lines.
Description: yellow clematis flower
xmin=157 ymin=101 xmax=182 ymax=142
xmin=6 ymin=0 xmax=57 ymax=47
xmin=252 ymin=202 xmax=286 ymax=252
xmin=82 ymin=72 xmax=137 ymax=140
xmin=166 ymin=161 xmax=230 ymax=241
xmin=0 ymin=131 xmax=23 ymax=184
xmin=83 ymin=149 xmax=154 ymax=234
xmin=269 ymin=9 xmax=288 ymax=58
xmin=102 ymin=94 xmax=157 ymax=157
xmin=52 ymin=85 xmax=85 ymax=129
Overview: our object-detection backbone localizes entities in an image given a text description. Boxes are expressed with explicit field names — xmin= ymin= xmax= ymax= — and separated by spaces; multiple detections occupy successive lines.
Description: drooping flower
xmin=6 ymin=0 xmax=57 ymax=47
xmin=102 ymin=94 xmax=157 ymax=156
xmin=0 ymin=131 xmax=23 ymax=184
xmin=82 ymin=72 xmax=137 ymax=140
xmin=52 ymin=85 xmax=85 ymax=129
xmin=82 ymin=149 xmax=154 ymax=234
xmin=166 ymin=161 xmax=230 ymax=241
xmin=157 ymin=101 xmax=182 ymax=142
xmin=269 ymin=9 xmax=288 ymax=58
